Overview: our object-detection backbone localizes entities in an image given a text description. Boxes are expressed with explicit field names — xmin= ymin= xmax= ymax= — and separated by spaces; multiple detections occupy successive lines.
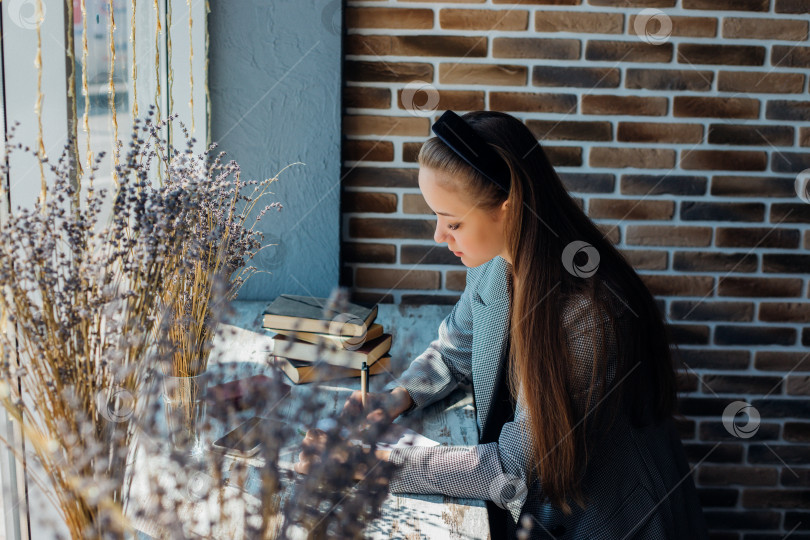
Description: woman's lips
xmin=452 ymin=251 xmax=463 ymax=256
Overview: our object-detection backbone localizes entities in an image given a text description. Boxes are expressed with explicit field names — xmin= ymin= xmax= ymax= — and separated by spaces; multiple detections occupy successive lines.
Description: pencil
xmin=361 ymin=361 xmax=368 ymax=408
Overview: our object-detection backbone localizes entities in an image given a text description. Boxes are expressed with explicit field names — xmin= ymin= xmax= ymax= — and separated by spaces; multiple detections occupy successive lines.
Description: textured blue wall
xmin=209 ymin=0 xmax=342 ymax=301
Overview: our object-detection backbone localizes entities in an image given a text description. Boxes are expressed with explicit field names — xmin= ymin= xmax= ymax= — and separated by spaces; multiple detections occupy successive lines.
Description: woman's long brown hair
xmin=418 ymin=111 xmax=679 ymax=515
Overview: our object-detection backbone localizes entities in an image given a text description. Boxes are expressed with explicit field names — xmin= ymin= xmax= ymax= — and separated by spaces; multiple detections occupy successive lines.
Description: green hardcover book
xmin=274 ymin=354 xmax=391 ymax=385
xmin=262 ymin=294 xmax=377 ymax=336
xmin=270 ymin=333 xmax=392 ymax=370
xmin=265 ymin=322 xmax=384 ymax=348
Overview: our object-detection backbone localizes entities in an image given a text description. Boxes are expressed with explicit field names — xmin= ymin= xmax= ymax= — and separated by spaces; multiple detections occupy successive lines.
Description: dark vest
xmin=479 ymin=333 xmax=520 ymax=538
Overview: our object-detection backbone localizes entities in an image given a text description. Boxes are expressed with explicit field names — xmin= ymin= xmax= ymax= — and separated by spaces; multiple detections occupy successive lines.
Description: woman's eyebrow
xmin=433 ymin=211 xmax=456 ymax=217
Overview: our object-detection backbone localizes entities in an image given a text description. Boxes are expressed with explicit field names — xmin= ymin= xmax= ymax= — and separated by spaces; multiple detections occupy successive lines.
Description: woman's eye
xmin=448 ymin=223 xmax=460 ymax=231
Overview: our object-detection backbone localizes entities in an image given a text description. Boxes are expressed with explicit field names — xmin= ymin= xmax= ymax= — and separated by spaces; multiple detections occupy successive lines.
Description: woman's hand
xmin=294 ymin=427 xmax=391 ymax=480
xmin=341 ymin=386 xmax=413 ymax=426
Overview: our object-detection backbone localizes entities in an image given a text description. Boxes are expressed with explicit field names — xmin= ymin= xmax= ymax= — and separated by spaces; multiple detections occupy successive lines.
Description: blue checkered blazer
xmin=382 ymin=255 xmax=709 ymax=539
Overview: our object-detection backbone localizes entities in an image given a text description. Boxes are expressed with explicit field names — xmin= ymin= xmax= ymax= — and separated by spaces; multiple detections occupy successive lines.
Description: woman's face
xmin=418 ymin=165 xmax=509 ymax=268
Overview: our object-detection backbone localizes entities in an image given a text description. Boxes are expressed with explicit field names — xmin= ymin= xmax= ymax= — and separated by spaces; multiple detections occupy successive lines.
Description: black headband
xmin=431 ymin=110 xmax=511 ymax=194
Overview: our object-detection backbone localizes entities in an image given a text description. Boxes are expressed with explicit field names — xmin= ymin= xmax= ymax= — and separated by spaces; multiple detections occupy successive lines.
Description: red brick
xmin=349 ymin=218 xmax=433 ymax=239
xmin=590 ymin=147 xmax=675 ymax=169
xmin=680 ymin=201 xmax=765 ymax=222
xmin=445 ymin=270 xmax=467 ymax=291
xmin=402 ymin=194 xmax=431 ymax=214
xmin=590 ymin=0 xmax=675 ymax=5
xmin=628 ymin=15 xmax=717 ymax=38
xmin=673 ymin=96 xmax=759 ymax=119
xmin=772 ymin=45 xmax=810 ymax=68
xmin=493 ymin=38 xmax=580 ymax=60
xmin=678 ymin=43 xmax=765 ymax=66
xmin=346 ymin=7 xmax=434 ymax=29
xmin=617 ymin=122 xmax=703 ymax=144
xmin=355 ymin=267 xmax=440 ymax=290
xmin=440 ymin=9 xmax=529 ymax=31
xmin=582 ymin=95 xmax=667 ymax=116
xmin=711 ymin=176 xmax=796 ymax=198
xmin=343 ymin=242 xmax=396 ymax=264
xmin=343 ymin=115 xmax=430 ymax=137
xmin=402 ymin=142 xmax=422 ymax=163
xmin=535 ymin=11 xmax=623 ymax=33
xmin=708 ymin=125 xmax=793 ymax=147
xmin=533 ymin=66 xmax=619 ymax=88
xmin=589 ymin=198 xmax=674 ymax=220
xmin=681 ymin=150 xmax=767 ymax=172
xmin=718 ymin=71 xmax=804 ymax=94
xmin=493 ymin=0 xmax=580 ymax=4
xmin=545 ymin=146 xmax=582 ymax=167
xmin=342 ymin=192 xmax=397 ymax=213
xmin=699 ymin=466 xmax=778 ymax=486
xmin=621 ymin=175 xmax=707 ymax=196
xmin=683 ymin=0 xmax=769 ymax=11
xmin=396 ymin=89 xmax=484 ymax=113
xmin=759 ymin=302 xmax=810 ymax=322
xmin=626 ymin=69 xmax=713 ymax=91
xmin=626 ymin=225 xmax=712 ymax=247
xmin=344 ymin=86 xmax=391 ymax=109
xmin=718 ymin=277 xmax=803 ymax=298
xmin=345 ymin=61 xmax=433 ymax=83
xmin=776 ymin=0 xmax=810 ymax=12
xmin=619 ymin=249 xmax=668 ymax=270
xmin=672 ymin=251 xmax=757 ymax=273
xmin=586 ymin=40 xmax=672 ymax=63
xmin=440 ymin=63 xmax=526 ymax=86
xmin=343 ymin=140 xmax=395 ymax=162
xmin=715 ymin=227 xmax=800 ymax=249
xmin=343 ymin=167 xmax=418 ymax=189
xmin=723 ymin=17 xmax=808 ymax=41
xmin=490 ymin=92 xmax=576 ymax=113
xmin=641 ymin=275 xmax=715 ymax=296
xmin=345 ymin=35 xmax=486 ymax=58
xmin=767 ymin=101 xmax=810 ymax=122
xmin=527 ymin=120 xmax=612 ymax=142
xmin=755 ymin=351 xmax=810 ymax=371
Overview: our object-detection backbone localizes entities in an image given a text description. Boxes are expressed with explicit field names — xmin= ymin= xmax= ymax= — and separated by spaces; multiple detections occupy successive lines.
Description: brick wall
xmin=339 ymin=1 xmax=810 ymax=537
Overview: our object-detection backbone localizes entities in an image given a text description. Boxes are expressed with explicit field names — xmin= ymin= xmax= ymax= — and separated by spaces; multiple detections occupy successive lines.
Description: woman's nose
xmin=433 ymin=221 xmax=445 ymax=244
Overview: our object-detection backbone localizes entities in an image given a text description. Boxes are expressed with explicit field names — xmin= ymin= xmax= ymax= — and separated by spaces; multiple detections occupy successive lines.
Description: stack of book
xmin=262 ymin=294 xmax=392 ymax=384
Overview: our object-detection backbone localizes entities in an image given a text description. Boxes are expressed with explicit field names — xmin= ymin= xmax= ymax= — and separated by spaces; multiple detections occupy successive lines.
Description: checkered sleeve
xmin=381 ymin=267 xmax=478 ymax=415
xmin=561 ymin=293 xmax=620 ymax=422
xmin=387 ymin=385 xmax=534 ymax=525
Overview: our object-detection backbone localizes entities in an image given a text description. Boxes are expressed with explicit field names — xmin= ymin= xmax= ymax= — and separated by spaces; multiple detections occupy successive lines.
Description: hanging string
xmin=34 ymin=0 xmax=46 ymax=205
xmin=153 ymin=0 xmax=163 ymax=183
xmin=205 ymin=0 xmax=211 ymax=148
xmin=153 ymin=0 xmax=161 ymax=122
xmin=131 ymin=0 xmax=138 ymax=119
xmin=188 ymin=0 xmax=194 ymax=136
xmin=65 ymin=0 xmax=83 ymax=199
xmin=80 ymin=0 xmax=93 ymax=190
xmin=167 ymin=0 xmax=175 ymax=149
xmin=108 ymin=0 xmax=120 ymax=185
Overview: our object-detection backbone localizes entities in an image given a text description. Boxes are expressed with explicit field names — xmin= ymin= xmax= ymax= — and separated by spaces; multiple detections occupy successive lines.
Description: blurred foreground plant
xmin=0 ymin=107 xmax=293 ymax=538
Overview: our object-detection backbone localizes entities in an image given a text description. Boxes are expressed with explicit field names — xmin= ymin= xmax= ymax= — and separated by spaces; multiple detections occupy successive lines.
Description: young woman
xmin=298 ymin=110 xmax=709 ymax=539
